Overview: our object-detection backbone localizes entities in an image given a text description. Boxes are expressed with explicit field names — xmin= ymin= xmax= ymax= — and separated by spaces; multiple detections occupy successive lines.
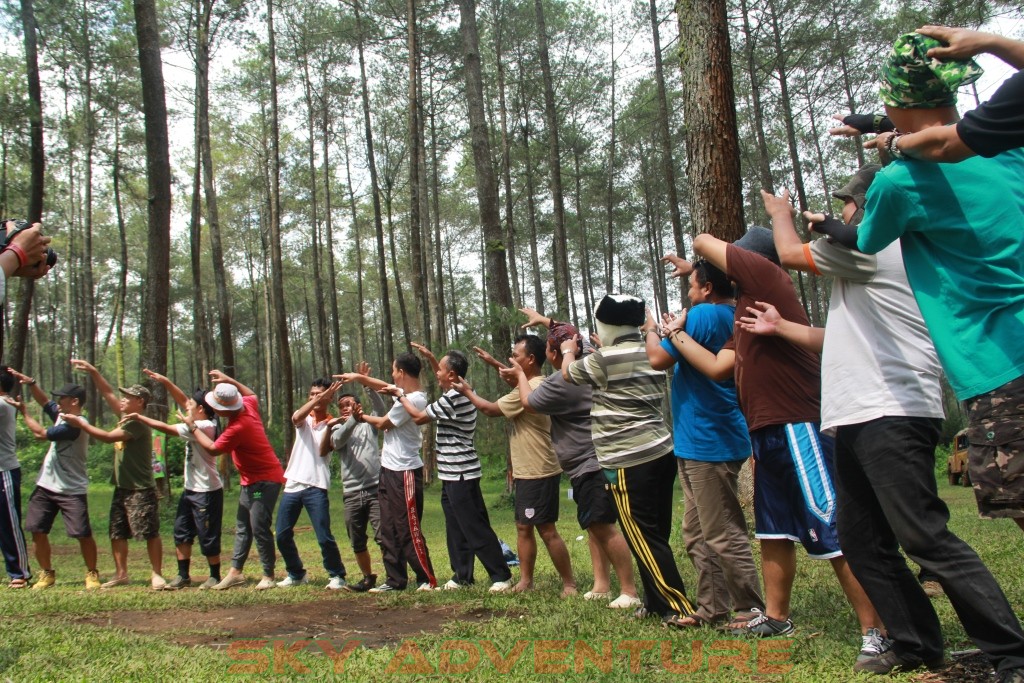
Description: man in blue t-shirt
xmin=645 ymin=258 xmax=764 ymax=628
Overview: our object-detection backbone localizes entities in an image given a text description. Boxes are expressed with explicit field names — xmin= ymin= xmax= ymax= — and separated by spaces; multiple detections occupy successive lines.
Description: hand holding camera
xmin=1 ymin=220 xmax=57 ymax=278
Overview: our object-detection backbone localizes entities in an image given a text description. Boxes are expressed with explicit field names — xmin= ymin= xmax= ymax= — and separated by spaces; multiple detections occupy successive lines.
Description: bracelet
xmin=4 ymin=242 xmax=28 ymax=268
xmin=27 ymin=379 xmax=36 ymax=386
xmin=886 ymin=133 xmax=907 ymax=161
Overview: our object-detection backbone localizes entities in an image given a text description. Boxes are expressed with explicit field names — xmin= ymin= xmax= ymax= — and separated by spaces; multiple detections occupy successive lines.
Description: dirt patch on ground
xmin=76 ymin=600 xmax=504 ymax=650
xmin=914 ymin=650 xmax=994 ymax=683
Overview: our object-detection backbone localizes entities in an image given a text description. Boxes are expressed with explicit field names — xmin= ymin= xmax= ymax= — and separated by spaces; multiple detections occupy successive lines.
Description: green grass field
xmin=1 ymin=469 xmax=1019 ymax=682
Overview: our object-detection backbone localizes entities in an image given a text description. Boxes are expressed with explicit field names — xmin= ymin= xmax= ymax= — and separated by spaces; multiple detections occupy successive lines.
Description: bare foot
xmin=511 ymin=581 xmax=534 ymax=593
xmin=560 ymin=584 xmax=578 ymax=598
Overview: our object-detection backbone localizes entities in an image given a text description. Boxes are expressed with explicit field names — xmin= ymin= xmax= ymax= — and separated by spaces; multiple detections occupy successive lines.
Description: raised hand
xmin=6 ymin=367 xmax=34 ymax=385
xmin=208 ymin=369 xmax=230 ymax=384
xmin=661 ymin=253 xmax=692 ymax=280
xmin=70 ymin=359 xmax=97 ymax=374
xmin=518 ymin=307 xmax=550 ymax=330
xmin=355 ymin=361 xmax=371 ymax=376
xmin=916 ymin=25 xmax=990 ymax=60
xmin=760 ymin=188 xmax=794 ymax=219
xmin=142 ymin=368 xmax=168 ymax=384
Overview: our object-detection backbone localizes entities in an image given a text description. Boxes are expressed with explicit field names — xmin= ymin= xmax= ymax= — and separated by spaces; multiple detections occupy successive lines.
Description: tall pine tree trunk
xmin=458 ymin=0 xmax=513 ymax=354
xmin=533 ymin=0 xmax=569 ymax=315
xmin=676 ymin=0 xmax=745 ymax=241
xmin=134 ymin=0 xmax=172 ymax=419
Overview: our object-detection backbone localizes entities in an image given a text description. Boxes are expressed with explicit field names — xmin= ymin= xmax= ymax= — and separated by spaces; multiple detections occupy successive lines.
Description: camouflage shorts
xmin=966 ymin=374 xmax=1024 ymax=519
xmin=109 ymin=487 xmax=160 ymax=540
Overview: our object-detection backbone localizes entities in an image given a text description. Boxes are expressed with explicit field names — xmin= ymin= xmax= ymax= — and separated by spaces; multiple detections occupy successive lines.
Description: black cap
xmin=52 ymin=383 xmax=86 ymax=403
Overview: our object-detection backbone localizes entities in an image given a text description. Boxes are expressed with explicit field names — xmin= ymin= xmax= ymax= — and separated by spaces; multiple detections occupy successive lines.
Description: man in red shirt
xmin=184 ymin=370 xmax=285 ymax=590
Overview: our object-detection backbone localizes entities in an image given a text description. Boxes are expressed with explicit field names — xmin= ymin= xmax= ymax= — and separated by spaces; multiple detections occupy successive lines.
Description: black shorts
xmin=570 ymin=470 xmax=618 ymax=529
xmin=24 ymin=486 xmax=93 ymax=538
xmin=174 ymin=489 xmax=224 ymax=556
xmin=109 ymin=487 xmax=160 ymax=540
xmin=514 ymin=474 xmax=561 ymax=526
xmin=344 ymin=487 xmax=381 ymax=553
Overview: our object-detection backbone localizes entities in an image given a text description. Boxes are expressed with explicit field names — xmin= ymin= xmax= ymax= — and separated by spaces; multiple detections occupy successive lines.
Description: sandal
xmin=663 ymin=613 xmax=707 ymax=629
xmin=8 ymin=578 xmax=28 ymax=589
xmin=722 ymin=609 xmax=760 ymax=631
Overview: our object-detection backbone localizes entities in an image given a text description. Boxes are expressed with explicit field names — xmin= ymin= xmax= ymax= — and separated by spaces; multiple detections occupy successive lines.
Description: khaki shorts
xmin=109 ymin=487 xmax=160 ymax=540
xmin=967 ymin=374 xmax=1024 ymax=519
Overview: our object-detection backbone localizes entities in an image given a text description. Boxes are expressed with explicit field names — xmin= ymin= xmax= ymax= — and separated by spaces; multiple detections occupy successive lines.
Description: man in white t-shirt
xmin=756 ymin=170 xmax=1024 ymax=677
xmin=275 ymin=379 xmax=347 ymax=590
xmin=128 ymin=369 xmax=225 ymax=590
xmin=338 ymin=353 xmax=437 ymax=592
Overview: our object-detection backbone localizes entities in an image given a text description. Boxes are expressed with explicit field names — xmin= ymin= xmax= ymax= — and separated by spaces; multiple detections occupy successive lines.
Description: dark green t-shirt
xmin=111 ymin=419 xmax=155 ymax=490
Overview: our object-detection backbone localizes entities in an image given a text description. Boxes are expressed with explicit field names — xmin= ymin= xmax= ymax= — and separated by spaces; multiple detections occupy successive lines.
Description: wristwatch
xmin=396 ymin=388 xmax=406 ymax=399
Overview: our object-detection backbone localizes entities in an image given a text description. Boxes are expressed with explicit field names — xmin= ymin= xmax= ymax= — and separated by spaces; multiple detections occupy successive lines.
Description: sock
xmin=208 ymin=562 xmax=221 ymax=581
xmin=177 ymin=558 xmax=191 ymax=579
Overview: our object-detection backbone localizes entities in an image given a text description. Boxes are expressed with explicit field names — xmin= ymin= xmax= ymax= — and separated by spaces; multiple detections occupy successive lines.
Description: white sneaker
xmin=489 ymin=580 xmax=512 ymax=593
xmin=583 ymin=590 xmax=612 ymax=601
xmin=326 ymin=576 xmax=347 ymax=591
xmin=150 ymin=574 xmax=168 ymax=591
xmin=254 ymin=577 xmax=277 ymax=590
xmin=442 ymin=579 xmax=461 ymax=590
xmin=608 ymin=594 xmax=643 ymax=609
xmin=276 ymin=574 xmax=309 ymax=588
xmin=416 ymin=582 xmax=436 ymax=592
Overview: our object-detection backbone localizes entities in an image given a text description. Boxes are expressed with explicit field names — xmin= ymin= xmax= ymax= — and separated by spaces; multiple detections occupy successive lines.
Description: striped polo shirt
xmin=425 ymin=389 xmax=482 ymax=481
xmin=566 ymin=333 xmax=672 ymax=469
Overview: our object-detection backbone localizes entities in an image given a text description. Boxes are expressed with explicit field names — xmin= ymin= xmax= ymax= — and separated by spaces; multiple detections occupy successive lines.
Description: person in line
xmin=459 ymin=337 xmax=575 ymax=596
xmin=644 ymin=261 xmax=765 ymax=628
xmin=385 ymin=343 xmax=512 ymax=593
xmin=62 ymin=361 xmax=165 ymax=590
xmin=561 ymin=294 xmax=695 ymax=626
xmin=337 ymin=354 xmax=437 ymax=593
xmin=8 ymin=370 xmax=99 ymax=590
xmin=0 ymin=369 xmax=31 ymax=587
xmin=183 ymin=370 xmax=286 ymax=591
xmin=275 ymin=378 xmax=348 ymax=590
xmin=504 ymin=311 xmax=640 ymax=609
xmin=126 ymin=369 xmax=224 ymax=590
xmin=321 ymin=364 xmax=389 ymax=592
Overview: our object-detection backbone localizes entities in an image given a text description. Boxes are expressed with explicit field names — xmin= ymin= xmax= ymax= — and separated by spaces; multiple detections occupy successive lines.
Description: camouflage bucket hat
xmin=879 ymin=32 xmax=983 ymax=109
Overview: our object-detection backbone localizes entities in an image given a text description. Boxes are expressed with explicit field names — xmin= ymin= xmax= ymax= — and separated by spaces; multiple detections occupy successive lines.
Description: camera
xmin=1 ymin=219 xmax=58 ymax=268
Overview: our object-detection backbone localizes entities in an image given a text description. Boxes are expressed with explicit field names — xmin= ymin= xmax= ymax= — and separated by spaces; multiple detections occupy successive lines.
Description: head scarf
xmin=879 ymin=33 xmax=983 ymax=109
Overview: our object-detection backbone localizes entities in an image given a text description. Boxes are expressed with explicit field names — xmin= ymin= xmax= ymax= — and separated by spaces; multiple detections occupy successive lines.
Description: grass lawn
xmin=1 ymin=469 xmax=1020 ymax=681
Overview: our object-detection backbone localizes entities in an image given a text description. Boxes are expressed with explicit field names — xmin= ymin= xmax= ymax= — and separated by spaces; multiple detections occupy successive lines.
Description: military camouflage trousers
xmin=967 ymin=374 xmax=1024 ymax=519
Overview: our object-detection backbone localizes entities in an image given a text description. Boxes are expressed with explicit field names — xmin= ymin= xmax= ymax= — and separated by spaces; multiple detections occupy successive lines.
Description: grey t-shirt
xmin=0 ymin=399 xmax=18 ymax=472
xmin=526 ymin=372 xmax=601 ymax=480
xmin=36 ymin=403 xmax=90 ymax=495
xmin=331 ymin=388 xmax=386 ymax=494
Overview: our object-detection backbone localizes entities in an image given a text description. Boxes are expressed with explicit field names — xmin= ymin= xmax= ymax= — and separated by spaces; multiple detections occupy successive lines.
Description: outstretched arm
xmin=410 ymin=342 xmax=441 ymax=374
xmin=143 ymin=369 xmax=189 ymax=411
xmin=761 ymin=189 xmax=809 ymax=270
xmin=71 ymin=359 xmax=119 ymax=414
xmin=209 ymin=369 xmax=255 ymax=397
xmin=124 ymin=411 xmax=182 ymax=438
xmin=471 ymin=346 xmax=510 ymax=373
xmin=6 ymin=367 xmax=48 ymax=406
xmin=452 ymin=378 xmax=503 ymax=417
xmin=334 ymin=372 xmax=390 ymax=393
xmin=60 ymin=413 xmax=129 ymax=444
xmin=737 ymin=302 xmax=824 ymax=353
xmin=292 ymin=380 xmax=342 ymax=427
xmin=498 ymin=359 xmax=537 ymax=413
xmin=518 ymin=307 xmax=553 ymax=330
xmin=662 ymin=309 xmax=735 ymax=381
xmin=15 ymin=401 xmax=50 ymax=440
xmin=692 ymin=234 xmax=728 ymax=273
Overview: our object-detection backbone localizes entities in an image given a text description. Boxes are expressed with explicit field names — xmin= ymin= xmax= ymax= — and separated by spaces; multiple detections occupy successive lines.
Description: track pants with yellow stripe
xmin=606 ymin=452 xmax=694 ymax=618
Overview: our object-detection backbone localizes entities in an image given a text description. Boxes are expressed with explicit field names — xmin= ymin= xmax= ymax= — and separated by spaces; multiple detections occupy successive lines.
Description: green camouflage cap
xmin=878 ymin=32 xmax=983 ymax=109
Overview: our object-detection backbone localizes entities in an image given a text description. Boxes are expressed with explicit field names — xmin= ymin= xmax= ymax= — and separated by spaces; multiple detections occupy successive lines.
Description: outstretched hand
xmin=662 ymin=310 xmax=686 ymax=336
xmin=737 ymin=301 xmax=781 ymax=336
xmin=761 ymin=188 xmax=794 ymax=219
xmin=6 ymin=367 xmax=34 ymax=385
xmin=60 ymin=413 xmax=85 ymax=427
xmin=142 ymin=368 xmax=168 ymax=384
xmin=70 ymin=359 xmax=97 ymax=374
xmin=451 ymin=379 xmax=473 ymax=396
xmin=208 ymin=369 xmax=231 ymax=384
xmin=661 ymin=253 xmax=692 ymax=280
xmin=2 ymin=395 xmax=24 ymax=412
xmin=518 ymin=307 xmax=550 ymax=330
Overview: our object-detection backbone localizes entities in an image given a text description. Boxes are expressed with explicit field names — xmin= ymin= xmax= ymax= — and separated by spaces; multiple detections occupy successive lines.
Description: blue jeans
xmin=275 ymin=487 xmax=345 ymax=579
xmin=835 ymin=416 xmax=1024 ymax=672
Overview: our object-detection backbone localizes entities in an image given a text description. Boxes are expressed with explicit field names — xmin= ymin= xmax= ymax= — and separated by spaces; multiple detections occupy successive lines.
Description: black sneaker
xmin=347 ymin=574 xmax=378 ymax=593
xmin=730 ymin=609 xmax=795 ymax=637
xmin=853 ymin=648 xmax=945 ymax=675
xmin=998 ymin=668 xmax=1024 ymax=683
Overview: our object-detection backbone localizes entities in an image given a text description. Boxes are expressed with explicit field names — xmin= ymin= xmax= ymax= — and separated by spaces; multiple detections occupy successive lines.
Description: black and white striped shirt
xmin=425 ymin=389 xmax=481 ymax=481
